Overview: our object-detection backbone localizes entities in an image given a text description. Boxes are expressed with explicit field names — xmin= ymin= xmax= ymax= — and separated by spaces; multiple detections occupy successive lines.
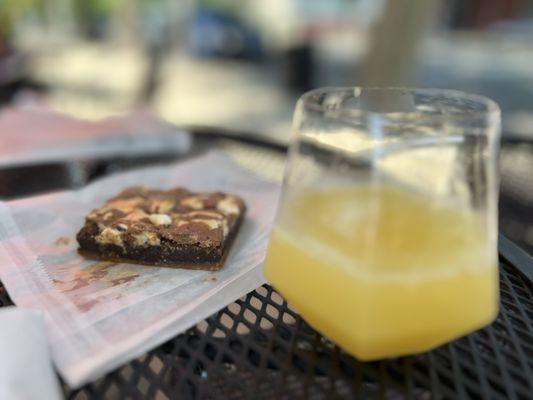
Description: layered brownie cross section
xmin=76 ymin=186 xmax=246 ymax=270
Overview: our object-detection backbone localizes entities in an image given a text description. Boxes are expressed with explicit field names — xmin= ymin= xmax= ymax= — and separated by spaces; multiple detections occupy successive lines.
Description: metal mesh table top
xmin=0 ymin=239 xmax=532 ymax=399
xmin=0 ymin=134 xmax=532 ymax=399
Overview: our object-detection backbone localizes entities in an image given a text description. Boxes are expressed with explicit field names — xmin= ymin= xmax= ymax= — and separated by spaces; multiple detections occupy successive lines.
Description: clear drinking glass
xmin=264 ymin=87 xmax=501 ymax=360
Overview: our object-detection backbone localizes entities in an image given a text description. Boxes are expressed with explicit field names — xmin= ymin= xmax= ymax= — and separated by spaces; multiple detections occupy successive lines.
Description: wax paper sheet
xmin=0 ymin=151 xmax=280 ymax=388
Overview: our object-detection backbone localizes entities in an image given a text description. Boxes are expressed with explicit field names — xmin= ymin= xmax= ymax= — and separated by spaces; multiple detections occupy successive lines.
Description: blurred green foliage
xmin=0 ymin=0 xmax=174 ymax=41
xmin=86 ymin=0 xmax=120 ymax=15
xmin=198 ymin=0 xmax=247 ymax=13
xmin=0 ymin=0 xmax=122 ymax=36
xmin=0 ymin=0 xmax=39 ymax=38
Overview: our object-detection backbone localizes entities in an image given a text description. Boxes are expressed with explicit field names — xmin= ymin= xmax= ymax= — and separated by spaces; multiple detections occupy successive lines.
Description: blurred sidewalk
xmin=23 ymin=41 xmax=294 ymax=143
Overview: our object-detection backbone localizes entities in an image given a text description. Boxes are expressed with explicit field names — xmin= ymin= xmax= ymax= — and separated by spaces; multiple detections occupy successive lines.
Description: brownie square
xmin=76 ymin=186 xmax=246 ymax=270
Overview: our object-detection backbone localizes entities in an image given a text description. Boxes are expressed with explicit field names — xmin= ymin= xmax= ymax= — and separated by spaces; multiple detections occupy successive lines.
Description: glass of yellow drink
xmin=264 ymin=87 xmax=501 ymax=360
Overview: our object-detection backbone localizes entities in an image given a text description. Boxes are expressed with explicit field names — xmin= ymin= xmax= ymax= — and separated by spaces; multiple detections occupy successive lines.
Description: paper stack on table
xmin=0 ymin=151 xmax=280 ymax=388
xmin=0 ymin=104 xmax=191 ymax=167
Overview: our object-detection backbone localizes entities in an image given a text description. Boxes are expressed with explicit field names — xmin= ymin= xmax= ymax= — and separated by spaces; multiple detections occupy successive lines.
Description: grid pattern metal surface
xmin=0 ymin=136 xmax=532 ymax=399
xmin=1 ymin=254 xmax=532 ymax=399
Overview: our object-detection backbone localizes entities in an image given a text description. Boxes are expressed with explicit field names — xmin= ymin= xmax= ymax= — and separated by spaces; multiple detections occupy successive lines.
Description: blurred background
xmin=1 ymin=0 xmax=533 ymax=253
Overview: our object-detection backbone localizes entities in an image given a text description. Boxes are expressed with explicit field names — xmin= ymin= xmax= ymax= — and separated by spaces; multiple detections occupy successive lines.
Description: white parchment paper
xmin=0 ymin=308 xmax=63 ymax=400
xmin=0 ymin=151 xmax=280 ymax=388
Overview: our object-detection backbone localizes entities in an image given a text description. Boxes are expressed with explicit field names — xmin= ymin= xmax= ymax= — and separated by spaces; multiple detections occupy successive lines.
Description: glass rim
xmin=299 ymin=86 xmax=501 ymax=121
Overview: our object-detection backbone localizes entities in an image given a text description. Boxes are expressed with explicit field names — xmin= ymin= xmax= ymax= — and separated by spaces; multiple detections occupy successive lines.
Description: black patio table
xmin=0 ymin=132 xmax=532 ymax=399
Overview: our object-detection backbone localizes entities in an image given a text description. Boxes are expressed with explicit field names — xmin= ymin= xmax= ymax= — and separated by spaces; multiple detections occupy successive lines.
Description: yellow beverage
xmin=264 ymin=185 xmax=498 ymax=360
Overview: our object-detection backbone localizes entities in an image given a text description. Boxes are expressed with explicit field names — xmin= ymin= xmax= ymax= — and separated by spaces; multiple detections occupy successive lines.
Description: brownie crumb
xmin=54 ymin=237 xmax=72 ymax=246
